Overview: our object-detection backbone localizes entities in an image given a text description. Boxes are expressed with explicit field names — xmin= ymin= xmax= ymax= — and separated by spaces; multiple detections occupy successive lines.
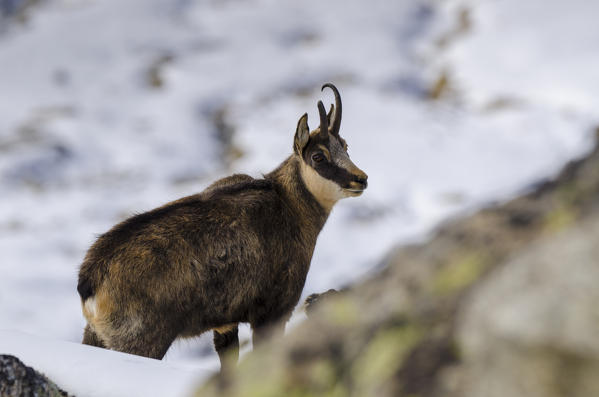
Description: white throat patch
xmin=300 ymin=160 xmax=351 ymax=211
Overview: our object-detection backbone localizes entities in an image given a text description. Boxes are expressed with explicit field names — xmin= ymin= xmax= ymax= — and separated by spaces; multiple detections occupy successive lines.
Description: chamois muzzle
xmin=346 ymin=170 xmax=368 ymax=194
xmin=352 ymin=174 xmax=368 ymax=190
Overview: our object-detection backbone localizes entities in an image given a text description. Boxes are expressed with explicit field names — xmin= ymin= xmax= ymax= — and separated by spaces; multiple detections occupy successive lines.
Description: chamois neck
xmin=266 ymin=155 xmax=330 ymax=228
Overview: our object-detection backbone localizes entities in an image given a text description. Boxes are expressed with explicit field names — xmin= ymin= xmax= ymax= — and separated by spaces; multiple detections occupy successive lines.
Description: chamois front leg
xmin=213 ymin=325 xmax=239 ymax=370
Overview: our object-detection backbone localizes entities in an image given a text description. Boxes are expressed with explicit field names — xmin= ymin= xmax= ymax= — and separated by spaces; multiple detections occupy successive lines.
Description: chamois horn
xmin=317 ymin=100 xmax=329 ymax=140
xmin=321 ymin=83 xmax=341 ymax=137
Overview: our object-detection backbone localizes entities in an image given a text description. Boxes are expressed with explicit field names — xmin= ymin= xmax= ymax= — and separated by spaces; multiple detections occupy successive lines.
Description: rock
xmin=454 ymin=215 xmax=599 ymax=397
xmin=304 ymin=289 xmax=339 ymax=317
xmin=196 ymin=131 xmax=599 ymax=397
xmin=0 ymin=355 xmax=70 ymax=397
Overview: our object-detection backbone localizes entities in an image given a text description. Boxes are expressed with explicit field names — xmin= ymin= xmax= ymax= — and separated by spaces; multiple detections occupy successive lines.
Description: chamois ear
xmin=294 ymin=113 xmax=310 ymax=155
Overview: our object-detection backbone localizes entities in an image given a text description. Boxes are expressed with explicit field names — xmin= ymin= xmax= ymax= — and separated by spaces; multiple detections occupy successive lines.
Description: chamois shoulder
xmin=201 ymin=174 xmax=275 ymax=199
xmin=203 ymin=173 xmax=255 ymax=193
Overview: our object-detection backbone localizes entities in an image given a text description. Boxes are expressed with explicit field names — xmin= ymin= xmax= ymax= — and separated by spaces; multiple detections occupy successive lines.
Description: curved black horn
xmin=321 ymin=83 xmax=341 ymax=137
xmin=317 ymin=100 xmax=329 ymax=139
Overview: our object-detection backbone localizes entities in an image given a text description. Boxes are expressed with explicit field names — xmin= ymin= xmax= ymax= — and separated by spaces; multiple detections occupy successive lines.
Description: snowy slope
xmin=1 ymin=0 xmax=598 ymax=392
xmin=431 ymin=0 xmax=599 ymax=113
xmin=0 ymin=330 xmax=209 ymax=397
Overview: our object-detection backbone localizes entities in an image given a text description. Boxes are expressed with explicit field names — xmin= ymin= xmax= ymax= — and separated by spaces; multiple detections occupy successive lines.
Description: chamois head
xmin=294 ymin=83 xmax=368 ymax=210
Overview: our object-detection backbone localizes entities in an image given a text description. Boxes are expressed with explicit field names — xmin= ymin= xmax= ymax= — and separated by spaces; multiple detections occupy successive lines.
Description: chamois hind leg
xmin=106 ymin=322 xmax=178 ymax=360
xmin=82 ymin=324 xmax=106 ymax=348
xmin=213 ymin=325 xmax=239 ymax=370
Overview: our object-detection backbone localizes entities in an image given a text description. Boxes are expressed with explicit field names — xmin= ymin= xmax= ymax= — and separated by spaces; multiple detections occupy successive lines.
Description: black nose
xmin=354 ymin=175 xmax=368 ymax=189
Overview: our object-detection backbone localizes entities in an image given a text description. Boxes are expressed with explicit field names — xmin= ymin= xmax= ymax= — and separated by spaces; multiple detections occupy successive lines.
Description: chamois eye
xmin=312 ymin=153 xmax=325 ymax=163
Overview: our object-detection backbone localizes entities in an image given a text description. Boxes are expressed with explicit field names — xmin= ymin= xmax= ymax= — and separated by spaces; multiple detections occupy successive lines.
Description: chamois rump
xmin=77 ymin=83 xmax=368 ymax=368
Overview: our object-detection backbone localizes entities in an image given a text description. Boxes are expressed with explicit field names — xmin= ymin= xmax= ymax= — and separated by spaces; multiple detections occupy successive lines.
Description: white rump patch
xmin=83 ymin=297 xmax=97 ymax=319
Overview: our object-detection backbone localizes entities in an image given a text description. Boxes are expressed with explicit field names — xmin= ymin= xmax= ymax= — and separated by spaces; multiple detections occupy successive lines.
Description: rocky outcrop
xmin=197 ymin=130 xmax=599 ymax=397
xmin=454 ymin=216 xmax=599 ymax=397
xmin=0 ymin=355 xmax=70 ymax=397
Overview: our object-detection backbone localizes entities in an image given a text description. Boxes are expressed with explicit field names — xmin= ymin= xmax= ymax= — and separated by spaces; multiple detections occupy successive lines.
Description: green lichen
xmin=284 ymin=383 xmax=349 ymax=397
xmin=224 ymin=349 xmax=286 ymax=397
xmin=351 ymin=325 xmax=423 ymax=395
xmin=248 ymin=358 xmax=348 ymax=397
xmin=233 ymin=372 xmax=286 ymax=397
xmin=307 ymin=359 xmax=337 ymax=389
xmin=556 ymin=180 xmax=579 ymax=203
xmin=323 ymin=296 xmax=360 ymax=327
xmin=543 ymin=205 xmax=578 ymax=233
xmin=432 ymin=252 xmax=488 ymax=295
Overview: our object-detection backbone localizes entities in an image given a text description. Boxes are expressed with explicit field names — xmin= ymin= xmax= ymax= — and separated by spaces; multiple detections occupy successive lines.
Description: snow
xmin=431 ymin=0 xmax=599 ymax=113
xmin=1 ymin=0 xmax=598 ymax=396
xmin=0 ymin=330 xmax=209 ymax=397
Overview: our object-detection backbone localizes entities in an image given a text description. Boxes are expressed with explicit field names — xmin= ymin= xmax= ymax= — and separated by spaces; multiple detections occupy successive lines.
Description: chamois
xmin=77 ymin=83 xmax=368 ymax=368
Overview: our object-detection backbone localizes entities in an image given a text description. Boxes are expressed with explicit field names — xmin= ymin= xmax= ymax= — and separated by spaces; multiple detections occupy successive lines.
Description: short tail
xmin=77 ymin=274 xmax=94 ymax=302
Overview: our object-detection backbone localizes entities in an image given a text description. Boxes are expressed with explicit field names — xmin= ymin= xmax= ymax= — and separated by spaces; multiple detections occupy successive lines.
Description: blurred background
xmin=0 ymin=0 xmax=597 ymax=372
